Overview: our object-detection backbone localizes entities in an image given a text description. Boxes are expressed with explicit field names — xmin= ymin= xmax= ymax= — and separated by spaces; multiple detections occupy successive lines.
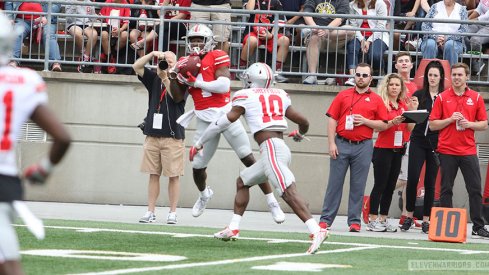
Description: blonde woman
xmin=367 ymin=73 xmax=418 ymax=232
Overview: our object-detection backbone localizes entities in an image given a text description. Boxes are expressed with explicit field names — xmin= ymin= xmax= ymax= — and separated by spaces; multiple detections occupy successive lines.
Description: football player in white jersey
xmin=174 ymin=24 xmax=285 ymax=223
xmin=0 ymin=12 xmax=71 ymax=275
xmin=189 ymin=63 xmax=328 ymax=254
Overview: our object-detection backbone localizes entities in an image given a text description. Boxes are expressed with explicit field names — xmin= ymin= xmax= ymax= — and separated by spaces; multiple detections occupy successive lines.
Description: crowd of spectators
xmin=1 ymin=0 xmax=489 ymax=81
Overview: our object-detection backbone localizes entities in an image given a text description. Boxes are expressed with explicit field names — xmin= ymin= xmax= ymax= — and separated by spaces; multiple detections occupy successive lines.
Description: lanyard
xmin=156 ymin=83 xmax=166 ymax=113
xmin=349 ymin=90 xmax=367 ymax=114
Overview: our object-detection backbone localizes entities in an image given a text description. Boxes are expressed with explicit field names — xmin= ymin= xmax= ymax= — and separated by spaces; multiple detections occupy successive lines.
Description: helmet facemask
xmin=185 ymin=24 xmax=215 ymax=55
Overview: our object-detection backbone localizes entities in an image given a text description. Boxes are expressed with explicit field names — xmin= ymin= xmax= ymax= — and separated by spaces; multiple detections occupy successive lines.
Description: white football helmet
xmin=241 ymin=63 xmax=274 ymax=88
xmin=0 ymin=12 xmax=20 ymax=65
xmin=186 ymin=24 xmax=215 ymax=55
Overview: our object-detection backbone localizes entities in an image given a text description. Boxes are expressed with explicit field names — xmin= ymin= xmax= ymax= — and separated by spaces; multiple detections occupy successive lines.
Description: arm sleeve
xmin=194 ymin=76 xmax=230 ymax=94
xmin=195 ymin=114 xmax=232 ymax=147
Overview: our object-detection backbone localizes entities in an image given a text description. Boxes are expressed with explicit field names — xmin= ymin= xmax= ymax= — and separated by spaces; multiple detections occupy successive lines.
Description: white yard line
xmin=15 ymin=224 xmax=489 ymax=274
xmin=16 ymin=224 xmax=489 ymax=254
xmin=69 ymin=247 xmax=375 ymax=275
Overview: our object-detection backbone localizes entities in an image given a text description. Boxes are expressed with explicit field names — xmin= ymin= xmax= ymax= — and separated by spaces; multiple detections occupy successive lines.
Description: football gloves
xmin=177 ymin=71 xmax=197 ymax=87
xmin=23 ymin=158 xmax=53 ymax=185
xmin=189 ymin=144 xmax=203 ymax=162
xmin=288 ymin=130 xmax=308 ymax=142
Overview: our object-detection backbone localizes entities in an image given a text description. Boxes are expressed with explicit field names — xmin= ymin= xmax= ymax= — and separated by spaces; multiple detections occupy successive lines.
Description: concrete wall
xmin=21 ymin=72 xmax=489 ymax=217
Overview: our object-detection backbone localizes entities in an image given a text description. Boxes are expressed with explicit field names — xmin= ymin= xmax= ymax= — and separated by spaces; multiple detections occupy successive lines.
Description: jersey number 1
xmin=1 ymin=90 xmax=13 ymax=151
xmin=259 ymin=94 xmax=283 ymax=123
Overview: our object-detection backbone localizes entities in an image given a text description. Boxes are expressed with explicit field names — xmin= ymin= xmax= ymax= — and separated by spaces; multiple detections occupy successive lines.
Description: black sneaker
xmin=472 ymin=227 xmax=489 ymax=239
xmin=400 ymin=217 xmax=413 ymax=232
xmin=421 ymin=221 xmax=429 ymax=234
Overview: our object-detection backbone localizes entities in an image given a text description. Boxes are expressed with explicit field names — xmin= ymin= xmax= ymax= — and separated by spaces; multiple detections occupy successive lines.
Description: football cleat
xmin=192 ymin=186 xmax=213 ymax=217
xmin=307 ymin=228 xmax=328 ymax=254
xmin=214 ymin=227 xmax=240 ymax=241
xmin=268 ymin=201 xmax=285 ymax=224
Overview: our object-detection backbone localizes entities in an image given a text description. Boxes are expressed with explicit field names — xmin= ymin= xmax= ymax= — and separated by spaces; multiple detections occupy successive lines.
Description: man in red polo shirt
xmin=320 ymin=63 xmax=388 ymax=232
xmin=429 ymin=62 xmax=489 ymax=239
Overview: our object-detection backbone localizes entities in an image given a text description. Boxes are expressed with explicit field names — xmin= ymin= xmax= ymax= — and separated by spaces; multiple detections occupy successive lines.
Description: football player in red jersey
xmin=0 ymin=12 xmax=71 ymax=275
xmin=173 ymin=24 xmax=285 ymax=223
xmin=189 ymin=63 xmax=328 ymax=254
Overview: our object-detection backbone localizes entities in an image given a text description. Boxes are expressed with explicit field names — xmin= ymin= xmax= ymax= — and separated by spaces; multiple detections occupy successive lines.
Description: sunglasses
xmin=355 ymin=73 xmax=370 ymax=78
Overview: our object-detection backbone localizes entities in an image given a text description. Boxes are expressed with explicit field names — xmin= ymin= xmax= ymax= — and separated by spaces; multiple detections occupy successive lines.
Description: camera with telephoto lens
xmin=158 ymin=59 xmax=168 ymax=70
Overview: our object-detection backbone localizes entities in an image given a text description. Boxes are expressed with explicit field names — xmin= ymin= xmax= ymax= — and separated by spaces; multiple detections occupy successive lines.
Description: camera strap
xmin=156 ymin=83 xmax=167 ymax=113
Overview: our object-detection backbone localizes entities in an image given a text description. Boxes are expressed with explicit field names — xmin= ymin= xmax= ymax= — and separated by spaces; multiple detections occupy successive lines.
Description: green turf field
xmin=15 ymin=219 xmax=489 ymax=274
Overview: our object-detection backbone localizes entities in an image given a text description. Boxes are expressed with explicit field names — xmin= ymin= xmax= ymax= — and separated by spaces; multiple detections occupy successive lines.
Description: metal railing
xmin=4 ymin=0 xmax=489 ymax=85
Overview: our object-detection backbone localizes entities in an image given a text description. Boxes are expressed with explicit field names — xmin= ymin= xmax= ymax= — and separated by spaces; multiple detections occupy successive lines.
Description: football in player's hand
xmin=177 ymin=55 xmax=202 ymax=77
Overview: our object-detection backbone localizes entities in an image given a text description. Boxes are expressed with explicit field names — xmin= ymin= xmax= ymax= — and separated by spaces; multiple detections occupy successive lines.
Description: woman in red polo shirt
xmin=367 ymin=73 xmax=417 ymax=232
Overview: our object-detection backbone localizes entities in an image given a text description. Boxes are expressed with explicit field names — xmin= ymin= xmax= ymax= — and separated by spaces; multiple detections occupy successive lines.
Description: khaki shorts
xmin=307 ymin=25 xmax=354 ymax=52
xmin=190 ymin=3 xmax=231 ymax=42
xmin=140 ymin=136 xmax=185 ymax=177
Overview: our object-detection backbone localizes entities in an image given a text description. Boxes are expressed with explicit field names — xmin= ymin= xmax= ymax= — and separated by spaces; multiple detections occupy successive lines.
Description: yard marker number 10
xmin=428 ymin=207 xmax=467 ymax=243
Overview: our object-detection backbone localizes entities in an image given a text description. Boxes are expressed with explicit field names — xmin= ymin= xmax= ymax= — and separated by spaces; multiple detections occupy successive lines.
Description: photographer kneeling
xmin=133 ymin=51 xmax=187 ymax=224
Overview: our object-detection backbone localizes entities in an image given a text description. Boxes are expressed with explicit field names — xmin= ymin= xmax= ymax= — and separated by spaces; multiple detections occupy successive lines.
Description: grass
xmin=15 ymin=219 xmax=489 ymax=275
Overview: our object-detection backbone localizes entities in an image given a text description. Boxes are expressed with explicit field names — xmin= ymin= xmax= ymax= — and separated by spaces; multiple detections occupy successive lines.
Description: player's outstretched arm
xmin=285 ymin=106 xmax=309 ymax=136
xmin=190 ymin=107 xmax=243 ymax=161
xmin=24 ymin=105 xmax=71 ymax=184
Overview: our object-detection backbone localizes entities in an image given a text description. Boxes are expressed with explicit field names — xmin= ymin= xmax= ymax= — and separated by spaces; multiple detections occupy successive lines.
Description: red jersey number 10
xmin=1 ymin=90 xmax=13 ymax=151
xmin=259 ymin=94 xmax=284 ymax=123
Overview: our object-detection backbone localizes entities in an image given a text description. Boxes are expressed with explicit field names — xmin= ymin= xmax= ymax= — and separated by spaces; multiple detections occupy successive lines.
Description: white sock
xmin=229 ymin=214 xmax=242 ymax=230
xmin=265 ymin=193 xmax=277 ymax=205
xmin=200 ymin=187 xmax=210 ymax=198
xmin=305 ymin=218 xmax=320 ymax=234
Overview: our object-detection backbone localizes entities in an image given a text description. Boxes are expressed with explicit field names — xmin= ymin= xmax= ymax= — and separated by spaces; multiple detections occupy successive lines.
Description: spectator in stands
xmin=65 ymin=0 xmax=99 ymax=73
xmin=420 ymin=0 xmax=468 ymax=66
xmin=466 ymin=0 xmax=489 ymax=75
xmin=6 ymin=1 xmax=63 ymax=71
xmin=128 ymin=0 xmax=158 ymax=58
xmin=394 ymin=0 xmax=430 ymax=50
xmin=345 ymin=0 xmax=390 ymax=86
xmin=190 ymin=0 xmax=231 ymax=53
xmin=281 ymin=0 xmax=306 ymax=44
xmin=302 ymin=0 xmax=352 ymax=85
xmin=130 ymin=0 xmax=191 ymax=55
xmin=401 ymin=60 xmax=444 ymax=234
xmin=368 ymin=73 xmax=417 ymax=233
xmin=239 ymin=0 xmax=290 ymax=83
xmin=99 ymin=0 xmax=131 ymax=74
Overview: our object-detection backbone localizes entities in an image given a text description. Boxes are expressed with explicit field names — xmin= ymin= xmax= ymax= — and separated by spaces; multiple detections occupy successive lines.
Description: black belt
xmin=336 ymin=135 xmax=369 ymax=145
